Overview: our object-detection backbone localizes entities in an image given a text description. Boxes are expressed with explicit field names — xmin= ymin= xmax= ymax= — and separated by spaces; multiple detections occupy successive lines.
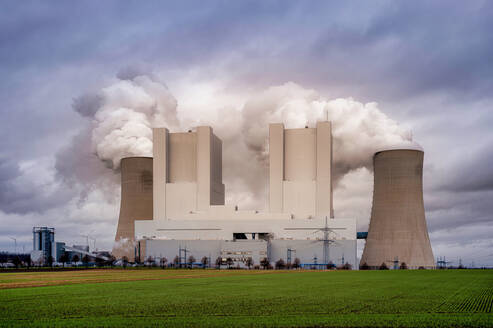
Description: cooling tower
xmin=360 ymin=145 xmax=435 ymax=269
xmin=112 ymin=157 xmax=153 ymax=261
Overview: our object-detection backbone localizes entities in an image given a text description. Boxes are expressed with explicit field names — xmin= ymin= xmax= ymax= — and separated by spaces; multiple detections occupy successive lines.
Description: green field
xmin=0 ymin=269 xmax=491 ymax=327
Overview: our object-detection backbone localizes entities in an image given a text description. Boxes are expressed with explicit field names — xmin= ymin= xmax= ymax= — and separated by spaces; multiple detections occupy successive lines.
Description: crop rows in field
xmin=439 ymin=286 xmax=492 ymax=313
xmin=454 ymin=287 xmax=492 ymax=313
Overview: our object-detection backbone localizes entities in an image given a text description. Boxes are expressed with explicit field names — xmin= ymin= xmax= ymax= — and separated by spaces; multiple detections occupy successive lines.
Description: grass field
xmin=0 ymin=269 xmax=491 ymax=327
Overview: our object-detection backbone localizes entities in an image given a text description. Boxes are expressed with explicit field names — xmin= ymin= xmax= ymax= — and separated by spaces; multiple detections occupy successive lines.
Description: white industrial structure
xmin=115 ymin=122 xmax=357 ymax=268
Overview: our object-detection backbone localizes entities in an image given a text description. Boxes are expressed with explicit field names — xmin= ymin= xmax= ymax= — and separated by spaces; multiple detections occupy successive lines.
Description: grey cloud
xmin=0 ymin=157 xmax=73 ymax=214
xmin=73 ymin=93 xmax=103 ymax=118
xmin=447 ymin=143 xmax=493 ymax=192
xmin=0 ymin=1 xmax=492 ymax=265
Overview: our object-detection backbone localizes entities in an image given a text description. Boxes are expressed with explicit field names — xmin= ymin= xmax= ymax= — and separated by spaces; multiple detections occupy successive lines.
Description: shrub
xmin=292 ymin=258 xmax=301 ymax=269
xmin=245 ymin=257 xmax=253 ymax=269
xmin=379 ymin=262 xmax=389 ymax=270
xmin=201 ymin=256 xmax=208 ymax=268
xmin=275 ymin=258 xmax=285 ymax=269
xmin=173 ymin=256 xmax=180 ymax=268
xmin=188 ymin=256 xmax=196 ymax=269
xmin=215 ymin=257 xmax=222 ymax=269
xmin=226 ymin=257 xmax=234 ymax=269
xmin=260 ymin=258 xmax=269 ymax=270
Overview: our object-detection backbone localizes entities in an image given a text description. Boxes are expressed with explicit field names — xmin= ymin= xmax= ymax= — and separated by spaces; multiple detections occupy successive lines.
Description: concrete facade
xmin=115 ymin=122 xmax=357 ymax=267
xmin=360 ymin=148 xmax=435 ymax=269
xmin=152 ymin=127 xmax=225 ymax=220
xmin=112 ymin=157 xmax=153 ymax=261
xmin=143 ymin=238 xmax=357 ymax=269
xmin=269 ymin=122 xmax=333 ymax=219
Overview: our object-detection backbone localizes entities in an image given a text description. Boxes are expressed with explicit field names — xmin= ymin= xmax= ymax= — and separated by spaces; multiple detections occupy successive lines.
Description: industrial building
xmin=31 ymin=226 xmax=110 ymax=266
xmin=31 ymin=227 xmax=55 ymax=265
xmin=360 ymin=145 xmax=435 ymax=269
xmin=113 ymin=121 xmax=435 ymax=269
xmin=114 ymin=122 xmax=358 ymax=268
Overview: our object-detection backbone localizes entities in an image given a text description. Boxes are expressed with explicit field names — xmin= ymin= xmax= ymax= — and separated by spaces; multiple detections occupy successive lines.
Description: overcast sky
xmin=1 ymin=1 xmax=492 ymax=266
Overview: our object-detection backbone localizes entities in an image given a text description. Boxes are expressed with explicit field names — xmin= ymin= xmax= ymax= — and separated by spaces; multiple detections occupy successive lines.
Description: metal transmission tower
xmin=179 ymin=246 xmax=189 ymax=268
xmin=284 ymin=216 xmax=345 ymax=266
xmin=436 ymin=256 xmax=451 ymax=269
xmin=317 ymin=216 xmax=345 ymax=265
xmin=287 ymin=248 xmax=296 ymax=265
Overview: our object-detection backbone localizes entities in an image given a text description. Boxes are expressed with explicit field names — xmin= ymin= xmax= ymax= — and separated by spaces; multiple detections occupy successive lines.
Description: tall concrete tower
xmin=112 ymin=157 xmax=153 ymax=260
xmin=360 ymin=145 xmax=435 ymax=269
xmin=269 ymin=121 xmax=333 ymax=219
xmin=153 ymin=126 xmax=225 ymax=220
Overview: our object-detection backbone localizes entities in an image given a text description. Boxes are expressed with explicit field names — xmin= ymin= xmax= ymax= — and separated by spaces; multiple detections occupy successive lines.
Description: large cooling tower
xmin=360 ymin=145 xmax=435 ymax=269
xmin=112 ymin=157 xmax=153 ymax=261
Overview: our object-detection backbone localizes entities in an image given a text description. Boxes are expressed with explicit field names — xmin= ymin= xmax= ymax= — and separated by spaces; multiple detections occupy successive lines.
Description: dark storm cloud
xmin=304 ymin=1 xmax=493 ymax=101
xmin=447 ymin=142 xmax=493 ymax=192
xmin=0 ymin=1 xmax=491 ymax=263
xmin=0 ymin=157 xmax=73 ymax=214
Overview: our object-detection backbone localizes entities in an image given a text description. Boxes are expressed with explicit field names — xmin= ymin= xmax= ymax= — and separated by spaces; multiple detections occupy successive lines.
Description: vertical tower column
xmin=269 ymin=123 xmax=284 ymax=213
xmin=316 ymin=121 xmax=333 ymax=218
xmin=153 ymin=128 xmax=168 ymax=220
xmin=196 ymin=126 xmax=212 ymax=210
xmin=360 ymin=148 xmax=435 ymax=269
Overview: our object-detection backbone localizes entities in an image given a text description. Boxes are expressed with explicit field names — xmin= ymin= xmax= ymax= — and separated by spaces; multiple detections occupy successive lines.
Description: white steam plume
xmin=241 ymin=82 xmax=411 ymax=182
xmin=91 ymin=75 xmax=179 ymax=169
xmin=68 ymin=75 xmax=412 ymax=210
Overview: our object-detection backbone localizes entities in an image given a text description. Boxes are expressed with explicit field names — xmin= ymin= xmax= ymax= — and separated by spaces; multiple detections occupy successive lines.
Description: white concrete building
xmin=130 ymin=122 xmax=357 ymax=268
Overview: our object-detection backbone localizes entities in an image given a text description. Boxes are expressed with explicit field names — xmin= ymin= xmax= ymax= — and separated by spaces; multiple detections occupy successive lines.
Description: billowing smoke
xmin=91 ymin=75 xmax=179 ymax=169
xmin=241 ymin=82 xmax=411 ymax=184
xmin=59 ymin=74 xmax=411 ymax=211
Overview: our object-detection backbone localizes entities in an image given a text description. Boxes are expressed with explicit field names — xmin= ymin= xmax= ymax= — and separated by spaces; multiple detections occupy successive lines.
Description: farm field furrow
xmin=0 ymin=269 xmax=491 ymax=328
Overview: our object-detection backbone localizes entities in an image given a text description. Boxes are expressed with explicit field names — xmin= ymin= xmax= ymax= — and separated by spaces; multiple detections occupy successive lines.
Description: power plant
xmin=360 ymin=145 xmax=435 ymax=269
xmin=112 ymin=121 xmax=435 ymax=269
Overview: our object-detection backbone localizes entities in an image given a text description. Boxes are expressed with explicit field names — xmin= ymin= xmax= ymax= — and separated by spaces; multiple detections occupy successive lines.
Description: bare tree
xmin=12 ymin=256 xmax=22 ymax=268
xmin=72 ymin=254 xmax=80 ymax=267
xmin=201 ymin=256 xmax=209 ymax=269
xmin=82 ymin=255 xmax=90 ymax=268
xmin=246 ymin=257 xmax=253 ymax=269
xmin=47 ymin=256 xmax=54 ymax=268
xmin=226 ymin=257 xmax=234 ymax=269
xmin=95 ymin=256 xmax=105 ymax=267
xmin=260 ymin=257 xmax=269 ymax=270
xmin=215 ymin=257 xmax=222 ymax=269
xmin=188 ymin=256 xmax=196 ymax=269
xmin=293 ymin=258 xmax=301 ymax=269
xmin=122 ymin=256 xmax=129 ymax=269
xmin=275 ymin=258 xmax=285 ymax=270
xmin=59 ymin=253 xmax=69 ymax=268
xmin=173 ymin=255 xmax=180 ymax=268
xmin=107 ymin=255 xmax=116 ymax=267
